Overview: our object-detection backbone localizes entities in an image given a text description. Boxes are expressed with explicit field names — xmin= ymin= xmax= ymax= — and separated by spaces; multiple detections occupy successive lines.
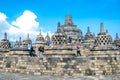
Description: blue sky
xmin=0 ymin=0 xmax=120 ymax=42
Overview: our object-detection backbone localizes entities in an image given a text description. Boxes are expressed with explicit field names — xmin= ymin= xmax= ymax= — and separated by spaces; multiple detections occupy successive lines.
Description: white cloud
xmin=0 ymin=12 xmax=7 ymax=21
xmin=0 ymin=12 xmax=11 ymax=40
xmin=0 ymin=12 xmax=9 ymax=31
xmin=0 ymin=10 xmax=53 ymax=42
xmin=7 ymin=10 xmax=40 ymax=41
xmin=12 ymin=10 xmax=39 ymax=31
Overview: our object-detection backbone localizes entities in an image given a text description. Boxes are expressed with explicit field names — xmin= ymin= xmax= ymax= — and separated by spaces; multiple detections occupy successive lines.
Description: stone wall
xmin=0 ymin=55 xmax=120 ymax=76
xmin=89 ymin=50 xmax=120 ymax=75
xmin=0 ymin=56 xmax=88 ymax=76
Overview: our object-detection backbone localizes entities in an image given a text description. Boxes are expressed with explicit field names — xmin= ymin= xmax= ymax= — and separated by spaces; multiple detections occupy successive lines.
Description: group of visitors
xmin=27 ymin=42 xmax=81 ymax=57
xmin=28 ymin=43 xmax=44 ymax=57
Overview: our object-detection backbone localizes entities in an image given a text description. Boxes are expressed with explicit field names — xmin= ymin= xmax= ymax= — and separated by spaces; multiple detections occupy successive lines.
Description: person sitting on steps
xmin=38 ymin=46 xmax=43 ymax=57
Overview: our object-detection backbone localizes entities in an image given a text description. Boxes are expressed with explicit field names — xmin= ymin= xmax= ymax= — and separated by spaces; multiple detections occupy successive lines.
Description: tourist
xmin=118 ymin=46 xmax=120 ymax=52
xmin=28 ymin=43 xmax=31 ymax=50
xmin=30 ymin=46 xmax=35 ymax=57
xmin=28 ymin=43 xmax=31 ymax=56
xmin=28 ymin=44 xmax=34 ymax=57
xmin=119 ymin=46 xmax=120 ymax=50
xmin=38 ymin=46 xmax=43 ymax=56
xmin=68 ymin=36 xmax=72 ymax=43
xmin=77 ymin=43 xmax=81 ymax=56
xmin=42 ymin=46 xmax=44 ymax=53
xmin=46 ymin=40 xmax=50 ymax=46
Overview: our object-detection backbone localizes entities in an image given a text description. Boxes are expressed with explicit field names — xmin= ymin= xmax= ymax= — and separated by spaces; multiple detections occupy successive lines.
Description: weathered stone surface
xmin=0 ymin=71 xmax=120 ymax=80
xmin=0 ymin=55 xmax=119 ymax=76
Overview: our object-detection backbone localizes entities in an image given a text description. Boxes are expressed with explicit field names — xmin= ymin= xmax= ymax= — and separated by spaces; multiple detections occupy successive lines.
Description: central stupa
xmin=52 ymin=15 xmax=82 ymax=44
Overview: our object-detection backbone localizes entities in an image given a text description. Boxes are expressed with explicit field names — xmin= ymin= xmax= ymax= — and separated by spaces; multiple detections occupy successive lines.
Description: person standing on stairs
xmin=76 ymin=43 xmax=81 ymax=56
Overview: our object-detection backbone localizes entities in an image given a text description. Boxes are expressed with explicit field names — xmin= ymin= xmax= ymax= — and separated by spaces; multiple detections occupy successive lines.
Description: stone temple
xmin=0 ymin=15 xmax=120 ymax=76
xmin=52 ymin=15 xmax=82 ymax=45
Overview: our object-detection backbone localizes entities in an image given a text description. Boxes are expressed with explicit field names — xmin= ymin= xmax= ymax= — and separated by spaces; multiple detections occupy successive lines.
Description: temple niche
xmin=0 ymin=32 xmax=11 ymax=52
xmin=52 ymin=15 xmax=82 ymax=44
